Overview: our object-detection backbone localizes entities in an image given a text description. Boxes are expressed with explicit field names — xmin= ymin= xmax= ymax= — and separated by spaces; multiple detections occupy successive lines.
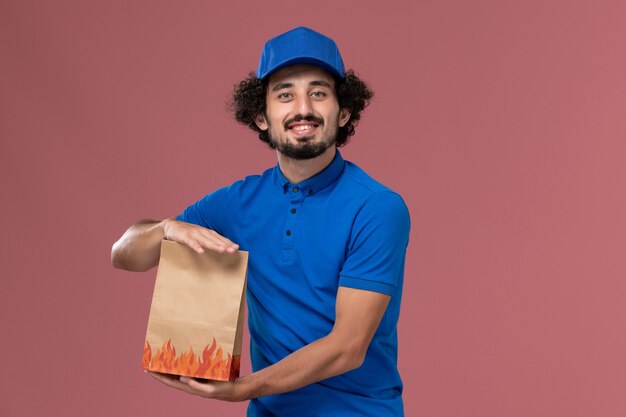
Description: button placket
xmin=283 ymin=185 xmax=304 ymax=246
xmin=284 ymin=204 xmax=297 ymax=239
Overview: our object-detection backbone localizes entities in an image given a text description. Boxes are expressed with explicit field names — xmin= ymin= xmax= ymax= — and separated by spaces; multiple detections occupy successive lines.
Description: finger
xmin=148 ymin=371 xmax=181 ymax=386
xmin=204 ymin=229 xmax=239 ymax=251
xmin=183 ymin=236 xmax=208 ymax=254
xmin=182 ymin=378 xmax=237 ymax=400
xmin=148 ymin=372 xmax=195 ymax=393
xmin=191 ymin=235 xmax=231 ymax=254
xmin=162 ymin=222 xmax=204 ymax=253
xmin=183 ymin=231 xmax=229 ymax=254
xmin=193 ymin=230 xmax=239 ymax=253
xmin=165 ymin=220 xmax=239 ymax=254
xmin=182 ymin=377 xmax=213 ymax=393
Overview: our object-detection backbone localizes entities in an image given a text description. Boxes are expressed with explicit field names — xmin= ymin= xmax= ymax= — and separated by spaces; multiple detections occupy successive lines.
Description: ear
xmin=338 ymin=108 xmax=351 ymax=127
xmin=254 ymin=113 xmax=269 ymax=131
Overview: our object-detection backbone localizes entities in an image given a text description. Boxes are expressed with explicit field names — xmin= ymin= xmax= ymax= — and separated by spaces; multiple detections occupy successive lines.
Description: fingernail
xmin=180 ymin=376 xmax=188 ymax=384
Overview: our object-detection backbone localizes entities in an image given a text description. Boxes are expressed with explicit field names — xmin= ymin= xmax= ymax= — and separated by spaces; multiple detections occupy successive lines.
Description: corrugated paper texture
xmin=142 ymin=240 xmax=248 ymax=381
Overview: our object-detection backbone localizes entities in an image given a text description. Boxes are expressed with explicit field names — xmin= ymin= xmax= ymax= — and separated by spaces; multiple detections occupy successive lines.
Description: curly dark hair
xmin=231 ymin=70 xmax=373 ymax=147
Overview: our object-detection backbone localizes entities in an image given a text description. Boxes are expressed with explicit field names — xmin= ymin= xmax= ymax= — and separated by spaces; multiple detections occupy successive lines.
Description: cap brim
xmin=258 ymin=56 xmax=344 ymax=80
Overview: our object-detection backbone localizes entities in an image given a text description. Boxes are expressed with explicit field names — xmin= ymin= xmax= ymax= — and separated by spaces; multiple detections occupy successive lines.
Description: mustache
xmin=283 ymin=114 xmax=324 ymax=130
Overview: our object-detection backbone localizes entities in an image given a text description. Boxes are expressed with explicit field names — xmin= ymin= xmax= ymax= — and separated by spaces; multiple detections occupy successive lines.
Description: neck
xmin=277 ymin=147 xmax=336 ymax=183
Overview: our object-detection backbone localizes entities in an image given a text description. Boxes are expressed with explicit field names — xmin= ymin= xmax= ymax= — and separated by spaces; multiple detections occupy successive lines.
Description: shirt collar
xmin=272 ymin=150 xmax=346 ymax=195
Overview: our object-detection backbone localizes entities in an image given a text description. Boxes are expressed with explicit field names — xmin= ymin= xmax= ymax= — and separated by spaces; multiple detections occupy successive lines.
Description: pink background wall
xmin=1 ymin=1 xmax=625 ymax=416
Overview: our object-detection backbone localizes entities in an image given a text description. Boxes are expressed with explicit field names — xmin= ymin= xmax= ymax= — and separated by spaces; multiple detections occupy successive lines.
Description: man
xmin=112 ymin=26 xmax=410 ymax=417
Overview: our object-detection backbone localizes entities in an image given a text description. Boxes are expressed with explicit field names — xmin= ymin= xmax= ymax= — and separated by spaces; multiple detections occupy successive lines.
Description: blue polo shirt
xmin=177 ymin=150 xmax=410 ymax=417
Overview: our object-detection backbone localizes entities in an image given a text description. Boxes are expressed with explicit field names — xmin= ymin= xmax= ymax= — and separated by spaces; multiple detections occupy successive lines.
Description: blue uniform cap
xmin=256 ymin=26 xmax=345 ymax=80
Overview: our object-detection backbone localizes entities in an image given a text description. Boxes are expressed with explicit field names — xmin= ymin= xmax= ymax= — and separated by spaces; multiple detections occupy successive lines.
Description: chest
xmin=227 ymin=191 xmax=358 ymax=281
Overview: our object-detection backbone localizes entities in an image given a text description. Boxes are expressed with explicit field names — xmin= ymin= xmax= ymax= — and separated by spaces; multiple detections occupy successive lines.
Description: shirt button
xmin=292 ymin=187 xmax=299 ymax=193
xmin=291 ymin=208 xmax=296 ymax=214
xmin=286 ymin=230 xmax=292 ymax=236
xmin=308 ymin=189 xmax=313 ymax=195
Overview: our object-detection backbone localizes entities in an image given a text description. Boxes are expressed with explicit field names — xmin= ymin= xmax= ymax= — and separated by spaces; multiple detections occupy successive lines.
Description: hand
xmin=147 ymin=372 xmax=248 ymax=402
xmin=161 ymin=219 xmax=239 ymax=255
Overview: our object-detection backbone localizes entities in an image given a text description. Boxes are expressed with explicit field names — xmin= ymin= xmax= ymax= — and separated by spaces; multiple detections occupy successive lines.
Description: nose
xmin=294 ymin=93 xmax=313 ymax=115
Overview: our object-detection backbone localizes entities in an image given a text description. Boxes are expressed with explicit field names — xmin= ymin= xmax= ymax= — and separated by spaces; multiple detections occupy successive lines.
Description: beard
xmin=268 ymin=136 xmax=335 ymax=160
xmin=266 ymin=114 xmax=338 ymax=160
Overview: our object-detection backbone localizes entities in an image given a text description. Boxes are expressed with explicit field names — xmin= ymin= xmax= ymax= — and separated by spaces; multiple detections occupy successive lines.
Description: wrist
xmin=158 ymin=218 xmax=176 ymax=240
xmin=233 ymin=374 xmax=261 ymax=401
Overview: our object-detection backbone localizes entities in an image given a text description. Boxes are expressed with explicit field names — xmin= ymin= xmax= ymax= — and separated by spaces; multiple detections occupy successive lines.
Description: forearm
xmin=112 ymin=217 xmax=240 ymax=272
xmin=111 ymin=219 xmax=168 ymax=272
xmin=236 ymin=330 xmax=364 ymax=399
xmin=156 ymin=288 xmax=388 ymax=402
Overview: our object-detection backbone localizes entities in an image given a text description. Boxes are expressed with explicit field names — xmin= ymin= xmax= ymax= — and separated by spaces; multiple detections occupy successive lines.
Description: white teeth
xmin=292 ymin=125 xmax=315 ymax=131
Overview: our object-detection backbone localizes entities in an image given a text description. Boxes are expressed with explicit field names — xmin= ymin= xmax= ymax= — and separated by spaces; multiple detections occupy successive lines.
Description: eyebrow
xmin=271 ymin=82 xmax=293 ymax=92
xmin=310 ymin=80 xmax=332 ymax=88
xmin=271 ymin=80 xmax=333 ymax=92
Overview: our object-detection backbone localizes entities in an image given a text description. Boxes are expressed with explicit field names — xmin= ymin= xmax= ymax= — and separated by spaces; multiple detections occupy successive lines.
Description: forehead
xmin=266 ymin=64 xmax=336 ymax=89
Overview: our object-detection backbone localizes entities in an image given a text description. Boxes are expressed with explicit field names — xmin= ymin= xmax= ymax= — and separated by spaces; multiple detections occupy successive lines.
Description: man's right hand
xmin=161 ymin=219 xmax=239 ymax=255
xmin=111 ymin=218 xmax=239 ymax=272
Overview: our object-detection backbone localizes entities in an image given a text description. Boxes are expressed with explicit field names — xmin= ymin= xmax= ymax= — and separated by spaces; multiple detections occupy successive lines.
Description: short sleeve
xmin=175 ymin=186 xmax=229 ymax=234
xmin=338 ymin=191 xmax=410 ymax=296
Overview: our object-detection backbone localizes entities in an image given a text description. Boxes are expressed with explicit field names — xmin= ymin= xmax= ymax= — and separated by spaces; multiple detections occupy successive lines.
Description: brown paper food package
xmin=142 ymin=240 xmax=248 ymax=381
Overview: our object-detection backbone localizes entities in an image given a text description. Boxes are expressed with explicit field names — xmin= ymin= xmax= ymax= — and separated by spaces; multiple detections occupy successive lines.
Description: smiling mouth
xmin=287 ymin=123 xmax=319 ymax=136
xmin=292 ymin=124 xmax=317 ymax=131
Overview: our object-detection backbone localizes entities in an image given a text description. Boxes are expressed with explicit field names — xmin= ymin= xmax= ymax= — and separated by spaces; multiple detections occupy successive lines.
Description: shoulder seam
xmin=343 ymin=167 xmax=402 ymax=198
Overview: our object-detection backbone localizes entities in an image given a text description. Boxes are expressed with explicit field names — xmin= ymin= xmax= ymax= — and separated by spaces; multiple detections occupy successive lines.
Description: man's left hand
xmin=147 ymin=371 xmax=248 ymax=402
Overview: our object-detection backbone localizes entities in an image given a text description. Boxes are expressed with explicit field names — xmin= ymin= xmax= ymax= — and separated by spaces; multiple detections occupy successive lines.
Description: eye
xmin=311 ymin=91 xmax=327 ymax=98
xmin=277 ymin=92 xmax=292 ymax=101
